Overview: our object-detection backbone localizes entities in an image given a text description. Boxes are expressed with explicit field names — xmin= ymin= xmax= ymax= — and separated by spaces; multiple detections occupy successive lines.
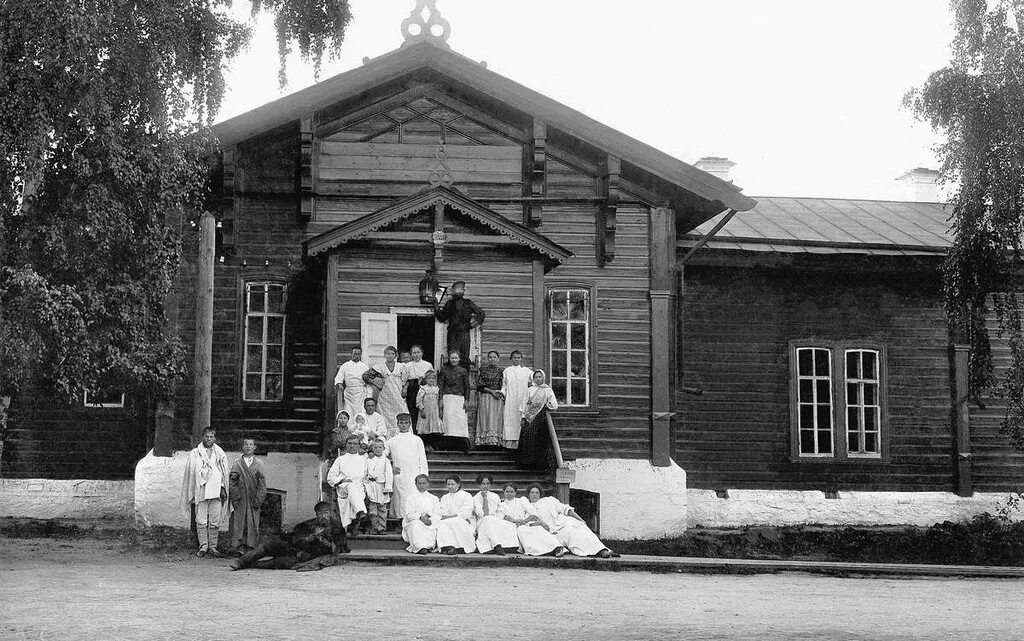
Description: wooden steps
xmin=425 ymin=448 xmax=551 ymax=493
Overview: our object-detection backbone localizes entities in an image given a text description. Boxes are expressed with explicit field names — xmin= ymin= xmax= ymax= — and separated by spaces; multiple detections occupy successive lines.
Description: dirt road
xmin=1 ymin=537 xmax=1021 ymax=640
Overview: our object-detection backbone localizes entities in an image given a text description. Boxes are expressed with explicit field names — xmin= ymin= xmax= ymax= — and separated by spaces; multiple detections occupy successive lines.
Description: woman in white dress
xmin=373 ymin=346 xmax=408 ymax=437
xmin=473 ymin=474 xmax=519 ymax=555
xmin=500 ymin=350 xmax=533 ymax=449
xmin=436 ymin=475 xmax=476 ymax=554
xmin=497 ymin=482 xmax=567 ymax=557
xmin=402 ymin=474 xmax=441 ymax=554
xmin=526 ymin=483 xmax=618 ymax=558
xmin=403 ymin=344 xmax=434 ymax=432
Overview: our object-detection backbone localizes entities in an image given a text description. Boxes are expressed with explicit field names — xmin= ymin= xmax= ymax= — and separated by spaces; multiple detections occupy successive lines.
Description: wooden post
xmin=649 ymin=207 xmax=677 ymax=467
xmin=953 ymin=344 xmax=973 ymax=496
xmin=532 ymin=260 xmax=545 ymax=370
xmin=192 ymin=211 xmax=216 ymax=443
xmin=323 ymin=252 xmax=340 ymax=457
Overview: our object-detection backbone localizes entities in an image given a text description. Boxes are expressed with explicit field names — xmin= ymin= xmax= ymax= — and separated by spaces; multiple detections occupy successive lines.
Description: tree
xmin=0 ymin=1 xmax=352 ymax=446
xmin=906 ymin=0 xmax=1024 ymax=450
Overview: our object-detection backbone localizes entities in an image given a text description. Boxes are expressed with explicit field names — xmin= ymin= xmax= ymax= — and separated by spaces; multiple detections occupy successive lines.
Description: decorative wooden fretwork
xmin=428 ymin=143 xmax=456 ymax=189
xmin=401 ymin=0 xmax=451 ymax=49
xmin=299 ymin=116 xmax=314 ymax=220
xmin=528 ymin=119 xmax=547 ymax=227
xmin=598 ymin=155 xmax=620 ymax=265
xmin=220 ymin=145 xmax=236 ymax=256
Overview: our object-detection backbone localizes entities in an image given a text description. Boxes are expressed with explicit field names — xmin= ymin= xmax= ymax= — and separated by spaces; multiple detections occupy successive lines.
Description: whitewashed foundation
xmin=0 ymin=478 xmax=134 ymax=520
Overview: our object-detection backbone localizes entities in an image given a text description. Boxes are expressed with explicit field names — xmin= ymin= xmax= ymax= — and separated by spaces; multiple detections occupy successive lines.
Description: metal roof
xmin=681 ymin=197 xmax=951 ymax=256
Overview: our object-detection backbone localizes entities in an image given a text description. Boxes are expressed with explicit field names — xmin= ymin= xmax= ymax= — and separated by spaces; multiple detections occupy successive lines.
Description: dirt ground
xmin=1 ymin=537 xmax=1022 ymax=641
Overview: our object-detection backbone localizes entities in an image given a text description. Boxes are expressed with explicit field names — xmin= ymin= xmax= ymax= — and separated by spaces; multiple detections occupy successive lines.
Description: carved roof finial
xmin=401 ymin=0 xmax=451 ymax=49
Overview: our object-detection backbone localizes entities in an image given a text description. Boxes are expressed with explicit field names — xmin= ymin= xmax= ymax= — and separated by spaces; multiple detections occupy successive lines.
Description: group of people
xmin=333 ymin=344 xmax=558 ymax=464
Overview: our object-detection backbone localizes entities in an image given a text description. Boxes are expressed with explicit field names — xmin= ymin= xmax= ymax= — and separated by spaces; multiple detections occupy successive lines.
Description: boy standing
xmin=364 ymin=439 xmax=394 ymax=534
xmin=228 ymin=438 xmax=267 ymax=554
xmin=180 ymin=427 xmax=231 ymax=557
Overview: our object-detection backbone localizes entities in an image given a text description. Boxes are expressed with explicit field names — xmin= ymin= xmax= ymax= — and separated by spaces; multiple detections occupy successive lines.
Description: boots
xmin=196 ymin=526 xmax=209 ymax=556
xmin=207 ymin=527 xmax=224 ymax=557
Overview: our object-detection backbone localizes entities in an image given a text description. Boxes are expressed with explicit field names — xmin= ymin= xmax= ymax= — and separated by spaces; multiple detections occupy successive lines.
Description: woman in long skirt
xmin=437 ymin=350 xmax=470 ymax=451
xmin=404 ymin=344 xmax=433 ymax=432
xmin=402 ymin=474 xmax=441 ymax=554
xmin=372 ymin=346 xmax=408 ymax=438
xmin=497 ymin=482 xmax=566 ymax=557
xmin=527 ymin=483 xmax=618 ymax=558
xmin=500 ymin=350 xmax=533 ymax=449
xmin=516 ymin=369 xmax=558 ymax=468
xmin=473 ymin=474 xmax=519 ymax=555
xmin=475 ymin=350 xmax=505 ymax=447
xmin=436 ymin=475 xmax=476 ymax=554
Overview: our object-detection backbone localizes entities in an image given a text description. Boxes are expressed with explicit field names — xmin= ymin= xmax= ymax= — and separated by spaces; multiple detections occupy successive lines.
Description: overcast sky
xmin=219 ymin=0 xmax=955 ymax=202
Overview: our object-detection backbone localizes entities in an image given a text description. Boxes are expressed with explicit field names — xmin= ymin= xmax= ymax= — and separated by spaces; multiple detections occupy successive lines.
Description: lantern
xmin=419 ymin=269 xmax=439 ymax=305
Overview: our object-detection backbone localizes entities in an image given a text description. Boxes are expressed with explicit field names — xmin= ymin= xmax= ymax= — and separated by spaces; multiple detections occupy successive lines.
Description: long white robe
xmin=474 ymin=491 xmax=519 ymax=553
xmin=532 ymin=496 xmax=606 ymax=556
xmin=498 ymin=496 xmax=559 ymax=556
xmin=374 ymin=362 xmax=407 ymax=436
xmin=335 ymin=359 xmax=370 ymax=423
xmin=436 ymin=490 xmax=476 ymax=553
xmin=402 ymin=490 xmax=441 ymax=553
xmin=326 ymin=452 xmax=367 ymax=528
xmin=500 ymin=365 xmax=533 ymax=445
xmin=385 ymin=432 xmax=429 ymax=517
xmin=364 ymin=456 xmax=394 ymax=505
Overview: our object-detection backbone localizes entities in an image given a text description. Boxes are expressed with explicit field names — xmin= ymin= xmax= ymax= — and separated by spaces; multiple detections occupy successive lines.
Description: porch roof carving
xmin=304 ymin=185 xmax=574 ymax=265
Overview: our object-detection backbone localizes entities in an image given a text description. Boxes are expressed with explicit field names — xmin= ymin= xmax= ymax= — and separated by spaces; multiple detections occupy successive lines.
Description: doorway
xmin=398 ymin=315 xmax=436 ymax=364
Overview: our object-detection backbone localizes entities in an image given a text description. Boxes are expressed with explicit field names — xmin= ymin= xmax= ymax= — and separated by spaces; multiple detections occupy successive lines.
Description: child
xmin=364 ymin=439 xmax=394 ymax=534
xmin=416 ymin=369 xmax=443 ymax=449
xmin=350 ymin=414 xmax=370 ymax=452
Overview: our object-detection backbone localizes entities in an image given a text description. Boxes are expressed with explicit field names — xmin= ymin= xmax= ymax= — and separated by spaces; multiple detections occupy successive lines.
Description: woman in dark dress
xmin=516 ymin=369 xmax=558 ymax=468
xmin=403 ymin=344 xmax=433 ymax=432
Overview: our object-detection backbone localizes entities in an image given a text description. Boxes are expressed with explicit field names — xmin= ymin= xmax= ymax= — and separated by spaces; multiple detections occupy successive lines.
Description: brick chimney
xmin=896 ymin=168 xmax=940 ymax=202
xmin=695 ymin=156 xmax=736 ymax=182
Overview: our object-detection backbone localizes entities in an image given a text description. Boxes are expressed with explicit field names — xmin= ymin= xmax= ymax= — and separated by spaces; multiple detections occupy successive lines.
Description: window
xmin=83 ymin=390 xmax=125 ymax=409
xmin=549 ymin=288 xmax=591 ymax=407
xmin=243 ymin=282 xmax=286 ymax=402
xmin=790 ymin=342 xmax=885 ymax=460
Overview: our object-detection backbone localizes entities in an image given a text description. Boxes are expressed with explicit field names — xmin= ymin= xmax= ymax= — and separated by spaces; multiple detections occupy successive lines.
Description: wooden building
xmin=4 ymin=7 xmax=1022 ymax=535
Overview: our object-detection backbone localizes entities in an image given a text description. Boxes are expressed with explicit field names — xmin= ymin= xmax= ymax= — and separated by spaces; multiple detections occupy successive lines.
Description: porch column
xmin=649 ymin=207 xmax=677 ymax=466
xmin=953 ymin=344 xmax=973 ymax=496
xmin=323 ymin=252 xmax=340 ymax=457
xmin=192 ymin=211 xmax=216 ymax=442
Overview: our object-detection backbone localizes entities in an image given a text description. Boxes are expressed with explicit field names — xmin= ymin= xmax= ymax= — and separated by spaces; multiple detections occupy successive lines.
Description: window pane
xmin=551 ymin=323 xmax=567 ymax=349
xmin=799 ymin=405 xmax=814 ymax=429
xmin=865 ymin=432 xmax=878 ymax=453
xmin=848 ymin=431 xmax=859 ymax=452
xmin=846 ymin=351 xmax=859 ymax=379
xmin=865 ymin=408 xmax=876 ymax=430
xmin=799 ymin=379 xmax=813 ymax=403
xmin=552 ymin=351 xmax=567 ymax=378
xmin=551 ymin=378 xmax=567 ymax=404
xmin=847 ymin=406 xmax=860 ymax=431
xmin=265 ymin=375 xmax=283 ymax=401
xmin=816 ymin=405 xmax=831 ymax=430
xmin=816 ymin=380 xmax=831 ymax=404
xmin=267 ymin=287 xmax=284 ymax=313
xmin=551 ymin=291 xmax=568 ymax=319
xmin=570 ymin=350 xmax=587 ymax=377
xmin=570 ymin=379 xmax=587 ymax=405
xmin=863 ymin=351 xmax=877 ymax=379
xmin=570 ymin=323 xmax=586 ymax=349
xmin=246 ymin=316 xmax=263 ymax=342
xmin=817 ymin=430 xmax=832 ymax=454
xmin=847 ymin=383 xmax=858 ymax=405
xmin=798 ymin=349 xmax=813 ymax=376
xmin=864 ymin=384 xmax=878 ymax=406
xmin=246 ymin=345 xmax=263 ymax=373
xmin=245 ymin=375 xmax=262 ymax=400
xmin=569 ymin=291 xmax=587 ymax=320
xmin=800 ymin=430 xmax=816 ymax=454
xmin=248 ymin=287 xmax=265 ymax=313
xmin=266 ymin=316 xmax=285 ymax=345
xmin=814 ymin=349 xmax=830 ymax=377
xmin=266 ymin=345 xmax=283 ymax=375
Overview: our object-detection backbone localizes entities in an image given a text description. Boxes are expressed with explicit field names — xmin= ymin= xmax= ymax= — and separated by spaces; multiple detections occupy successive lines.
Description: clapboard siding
xmin=677 ymin=263 xmax=956 ymax=491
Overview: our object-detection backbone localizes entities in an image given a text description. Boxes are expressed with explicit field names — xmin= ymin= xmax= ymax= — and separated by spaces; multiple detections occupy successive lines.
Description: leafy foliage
xmin=906 ymin=0 xmax=1024 ymax=450
xmin=0 ymin=1 xmax=350 ymax=404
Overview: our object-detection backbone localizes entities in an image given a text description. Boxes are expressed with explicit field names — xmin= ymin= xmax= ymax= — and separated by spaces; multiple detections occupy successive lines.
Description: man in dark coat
xmin=229 ymin=501 xmax=350 ymax=571
xmin=434 ymin=280 xmax=485 ymax=364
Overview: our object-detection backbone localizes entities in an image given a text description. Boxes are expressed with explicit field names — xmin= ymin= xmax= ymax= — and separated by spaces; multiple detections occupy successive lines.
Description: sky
xmin=219 ymin=0 xmax=956 ymax=202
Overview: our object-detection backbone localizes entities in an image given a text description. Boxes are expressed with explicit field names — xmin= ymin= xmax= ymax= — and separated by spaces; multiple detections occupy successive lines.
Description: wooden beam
xmin=953 ymin=344 xmax=973 ymax=496
xmin=299 ymin=116 xmax=314 ymax=220
xmin=649 ymin=206 xmax=677 ymax=466
xmin=323 ymin=252 xmax=340 ymax=456
xmin=219 ymin=146 xmax=236 ymax=257
xmin=528 ymin=119 xmax=547 ymax=227
xmin=598 ymin=155 xmax=621 ymax=265
xmin=532 ymin=260 xmax=546 ymax=371
xmin=192 ymin=212 xmax=216 ymax=443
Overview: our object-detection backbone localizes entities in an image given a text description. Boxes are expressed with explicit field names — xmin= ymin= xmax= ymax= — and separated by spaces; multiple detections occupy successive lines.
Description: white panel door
xmin=360 ymin=312 xmax=398 ymax=368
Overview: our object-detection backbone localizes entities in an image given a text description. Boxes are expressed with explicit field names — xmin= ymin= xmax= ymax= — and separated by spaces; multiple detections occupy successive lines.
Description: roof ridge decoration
xmin=401 ymin=0 xmax=451 ymax=49
xmin=428 ymin=142 xmax=456 ymax=189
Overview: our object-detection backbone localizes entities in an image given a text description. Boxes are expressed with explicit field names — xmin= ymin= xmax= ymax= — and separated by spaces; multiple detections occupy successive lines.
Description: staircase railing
xmin=545 ymin=412 xmax=574 ymax=502
xmin=544 ymin=411 xmax=564 ymax=468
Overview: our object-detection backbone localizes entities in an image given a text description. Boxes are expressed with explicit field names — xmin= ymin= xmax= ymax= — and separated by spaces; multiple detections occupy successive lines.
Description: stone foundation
xmin=134 ymin=449 xmax=324 ymax=529
xmin=0 ymin=478 xmax=134 ymax=520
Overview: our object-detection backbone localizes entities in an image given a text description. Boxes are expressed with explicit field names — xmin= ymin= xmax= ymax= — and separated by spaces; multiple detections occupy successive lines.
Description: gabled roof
xmin=304 ymin=185 xmax=574 ymax=264
xmin=680 ymin=197 xmax=950 ymax=256
xmin=213 ymin=40 xmax=755 ymax=213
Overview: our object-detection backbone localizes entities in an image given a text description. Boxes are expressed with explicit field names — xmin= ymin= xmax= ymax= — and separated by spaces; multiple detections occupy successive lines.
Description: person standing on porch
xmin=385 ymin=413 xmax=429 ymax=518
xmin=404 ymin=344 xmax=433 ymax=432
xmin=180 ymin=427 xmax=231 ymax=557
xmin=334 ymin=347 xmax=370 ymax=426
xmin=415 ymin=369 xmax=443 ymax=449
xmin=363 ymin=439 xmax=394 ymax=535
xmin=433 ymin=280 xmax=485 ymax=364
xmin=438 ymin=350 xmax=471 ymax=451
xmin=517 ymin=369 xmax=558 ymax=469
xmin=372 ymin=346 xmax=408 ymax=438
xmin=500 ymin=350 xmax=533 ymax=449
xmin=228 ymin=438 xmax=267 ymax=555
xmin=475 ymin=350 xmax=505 ymax=447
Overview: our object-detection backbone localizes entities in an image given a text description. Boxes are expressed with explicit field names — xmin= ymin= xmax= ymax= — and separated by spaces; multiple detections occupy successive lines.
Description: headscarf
xmin=530 ymin=368 xmax=549 ymax=388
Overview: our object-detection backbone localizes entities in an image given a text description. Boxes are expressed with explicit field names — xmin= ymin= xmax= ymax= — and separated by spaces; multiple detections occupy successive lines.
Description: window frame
xmin=546 ymin=283 xmax=598 ymax=411
xmin=788 ymin=340 xmax=889 ymax=463
xmin=83 ymin=390 xmax=126 ymax=409
xmin=240 ymin=279 xmax=288 ymax=404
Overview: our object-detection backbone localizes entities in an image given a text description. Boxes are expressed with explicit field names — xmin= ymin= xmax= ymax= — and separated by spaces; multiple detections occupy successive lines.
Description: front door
xmin=360 ymin=312 xmax=398 ymax=368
